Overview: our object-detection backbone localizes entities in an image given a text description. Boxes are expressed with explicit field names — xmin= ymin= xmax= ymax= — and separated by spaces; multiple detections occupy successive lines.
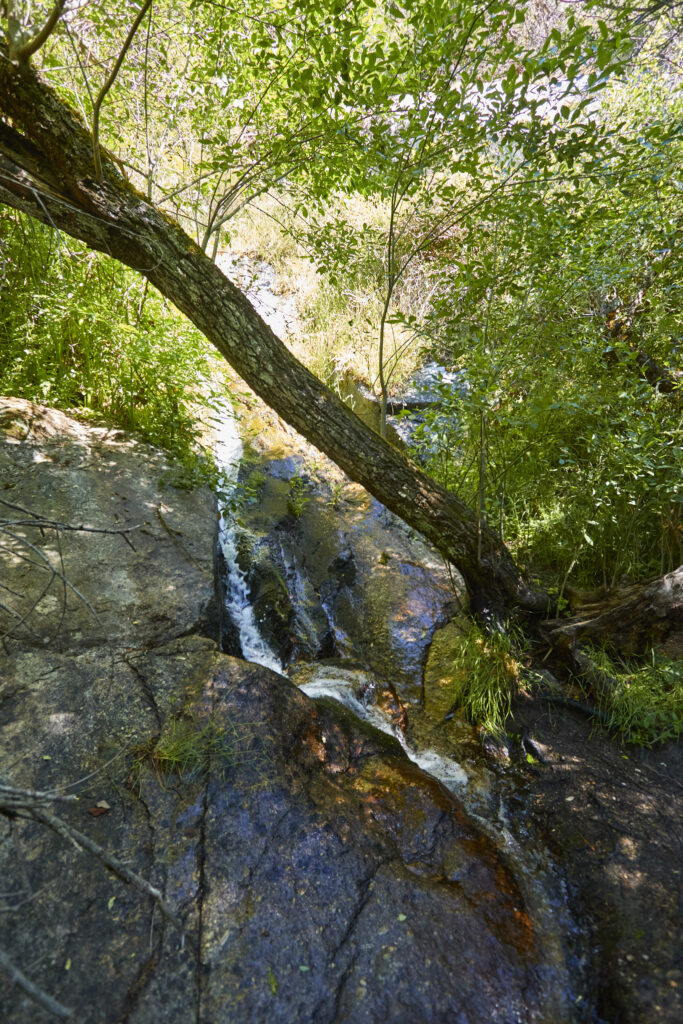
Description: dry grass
xmin=226 ymin=194 xmax=428 ymax=390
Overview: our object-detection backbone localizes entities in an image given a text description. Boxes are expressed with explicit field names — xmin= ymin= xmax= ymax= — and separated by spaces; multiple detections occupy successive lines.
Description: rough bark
xmin=0 ymin=52 xmax=549 ymax=614
xmin=1 ymin=53 xmax=681 ymax=646
xmin=543 ymin=566 xmax=683 ymax=653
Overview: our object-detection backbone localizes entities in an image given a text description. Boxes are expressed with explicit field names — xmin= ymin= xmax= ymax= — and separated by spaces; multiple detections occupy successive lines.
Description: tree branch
xmin=6 ymin=0 xmax=67 ymax=64
xmin=0 ymin=947 xmax=72 ymax=1019
xmin=91 ymin=0 xmax=153 ymax=180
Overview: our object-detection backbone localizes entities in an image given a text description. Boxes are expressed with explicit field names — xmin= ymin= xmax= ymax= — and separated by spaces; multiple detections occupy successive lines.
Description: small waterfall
xmin=297 ymin=664 xmax=470 ymax=795
xmin=214 ymin=405 xmax=283 ymax=674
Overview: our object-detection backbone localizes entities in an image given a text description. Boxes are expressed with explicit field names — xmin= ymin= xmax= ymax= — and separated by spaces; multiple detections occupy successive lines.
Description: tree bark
xmin=0 ymin=52 xmax=550 ymax=614
xmin=543 ymin=567 xmax=683 ymax=653
xmin=2 ymin=54 xmax=682 ymax=649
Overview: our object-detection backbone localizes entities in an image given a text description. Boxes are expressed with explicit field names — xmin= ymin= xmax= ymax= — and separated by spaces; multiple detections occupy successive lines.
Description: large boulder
xmin=0 ymin=399 xmax=571 ymax=1023
xmin=0 ymin=397 xmax=219 ymax=651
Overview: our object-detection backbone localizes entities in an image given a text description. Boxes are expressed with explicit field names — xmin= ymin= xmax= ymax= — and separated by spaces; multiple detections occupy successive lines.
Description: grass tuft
xmin=447 ymin=624 xmax=523 ymax=738
xmin=131 ymin=709 xmax=272 ymax=786
xmin=585 ymin=648 xmax=683 ymax=746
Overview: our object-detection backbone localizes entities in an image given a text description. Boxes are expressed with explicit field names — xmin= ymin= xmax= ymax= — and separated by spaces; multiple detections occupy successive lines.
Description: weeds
xmin=130 ymin=709 xmax=272 ymax=787
xmin=287 ymin=474 xmax=311 ymax=517
xmin=0 ymin=211 xmax=224 ymax=473
xmin=582 ymin=648 xmax=683 ymax=746
xmin=446 ymin=624 xmax=523 ymax=738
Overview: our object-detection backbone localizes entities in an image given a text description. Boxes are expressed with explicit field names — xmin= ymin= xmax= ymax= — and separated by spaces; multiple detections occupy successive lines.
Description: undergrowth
xmin=582 ymin=648 xmax=683 ymax=746
xmin=227 ymin=195 xmax=424 ymax=390
xmin=0 ymin=211 xmax=225 ymax=481
xmin=447 ymin=624 xmax=523 ymax=738
xmin=447 ymin=625 xmax=682 ymax=748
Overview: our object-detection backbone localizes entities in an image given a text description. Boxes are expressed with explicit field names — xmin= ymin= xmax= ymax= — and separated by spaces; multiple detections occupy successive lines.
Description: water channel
xmin=212 ymin=254 xmax=594 ymax=1022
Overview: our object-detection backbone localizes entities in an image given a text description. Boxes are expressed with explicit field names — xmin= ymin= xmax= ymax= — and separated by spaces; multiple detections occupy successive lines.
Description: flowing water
xmin=214 ymin=406 xmax=283 ymax=675
xmin=212 ymin=256 xmax=588 ymax=1020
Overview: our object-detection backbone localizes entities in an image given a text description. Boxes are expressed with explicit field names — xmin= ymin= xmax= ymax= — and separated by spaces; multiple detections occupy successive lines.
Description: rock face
xmin=0 ymin=399 xmax=572 ymax=1023
xmin=0 ymin=397 xmax=220 ymax=651
xmin=507 ymin=696 xmax=683 ymax=1024
xmin=230 ymin=407 xmax=464 ymax=703
xmin=2 ymin=396 xmax=681 ymax=1024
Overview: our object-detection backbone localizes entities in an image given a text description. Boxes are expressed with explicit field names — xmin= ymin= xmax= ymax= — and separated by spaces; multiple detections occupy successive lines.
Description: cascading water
xmin=209 ymin=254 xmax=588 ymax=1020
xmin=214 ymin=405 xmax=283 ymax=675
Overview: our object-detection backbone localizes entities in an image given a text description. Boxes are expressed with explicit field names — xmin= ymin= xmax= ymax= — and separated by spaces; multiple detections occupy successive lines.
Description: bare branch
xmin=0 ymin=946 xmax=72 ymax=1019
xmin=92 ymin=0 xmax=154 ymax=180
xmin=0 ymin=781 xmax=78 ymax=810
xmin=8 ymin=1 xmax=67 ymax=64
xmin=0 ymin=501 xmax=142 ymax=643
xmin=31 ymin=807 xmax=187 ymax=936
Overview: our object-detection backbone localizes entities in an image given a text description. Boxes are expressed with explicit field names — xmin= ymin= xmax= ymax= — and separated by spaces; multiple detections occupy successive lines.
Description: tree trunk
xmin=543 ymin=567 xmax=683 ymax=653
xmin=0 ymin=53 xmax=548 ymax=615
xmin=2 ymin=55 xmax=682 ymax=649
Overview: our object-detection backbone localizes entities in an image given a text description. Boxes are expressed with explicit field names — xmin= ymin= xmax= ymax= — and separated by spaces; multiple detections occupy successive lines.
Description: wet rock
xmin=197 ymin=659 xmax=572 ymax=1024
xmin=0 ymin=399 xmax=573 ymax=1023
xmin=232 ymin=431 xmax=466 ymax=702
xmin=249 ymin=561 xmax=296 ymax=661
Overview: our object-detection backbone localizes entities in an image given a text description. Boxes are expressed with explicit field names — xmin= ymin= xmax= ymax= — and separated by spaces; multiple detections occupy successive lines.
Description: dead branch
xmin=0 ymin=777 xmax=188 ymax=941
xmin=29 ymin=807 xmax=187 ymax=937
xmin=0 ymin=497 xmax=141 ymax=549
xmin=543 ymin=565 xmax=683 ymax=652
xmin=0 ymin=499 xmax=142 ymax=643
xmin=0 ymin=781 xmax=78 ymax=811
xmin=0 ymin=946 xmax=72 ymax=1019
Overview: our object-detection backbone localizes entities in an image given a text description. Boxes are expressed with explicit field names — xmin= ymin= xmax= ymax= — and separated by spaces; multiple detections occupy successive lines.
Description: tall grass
xmin=0 ymin=211 xmax=223 ymax=478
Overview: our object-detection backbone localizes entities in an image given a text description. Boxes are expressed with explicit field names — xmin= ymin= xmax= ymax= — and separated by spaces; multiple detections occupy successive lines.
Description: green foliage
xmin=287 ymin=474 xmax=311 ymax=517
xmin=3 ymin=0 xmax=681 ymax=600
xmin=404 ymin=39 xmax=683 ymax=587
xmin=0 ymin=211 xmax=223 ymax=477
xmin=583 ymin=649 xmax=683 ymax=746
xmin=447 ymin=624 xmax=523 ymax=737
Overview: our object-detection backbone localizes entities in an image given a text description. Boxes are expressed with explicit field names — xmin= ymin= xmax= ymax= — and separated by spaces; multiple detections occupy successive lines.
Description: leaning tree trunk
xmin=0 ymin=53 xmax=546 ymax=615
xmin=1 ymin=52 xmax=681 ymax=650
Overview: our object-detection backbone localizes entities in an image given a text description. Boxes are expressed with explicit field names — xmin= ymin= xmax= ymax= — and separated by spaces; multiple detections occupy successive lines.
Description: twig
xmin=0 ymin=501 xmax=142 ymax=643
xmin=0 ymin=782 xmax=78 ymax=809
xmin=91 ymin=0 xmax=154 ymax=180
xmin=0 ymin=946 xmax=72 ymax=1018
xmin=30 ymin=808 xmax=186 ymax=937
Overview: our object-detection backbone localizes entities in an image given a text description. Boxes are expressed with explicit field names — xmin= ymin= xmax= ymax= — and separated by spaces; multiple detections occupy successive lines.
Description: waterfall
xmin=297 ymin=665 xmax=470 ymax=796
xmin=214 ymin=404 xmax=283 ymax=675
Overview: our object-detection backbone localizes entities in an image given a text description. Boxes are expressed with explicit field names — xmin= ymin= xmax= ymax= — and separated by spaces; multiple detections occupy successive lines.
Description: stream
xmin=212 ymin=254 xmax=599 ymax=1022
xmin=214 ymin=389 xmax=589 ymax=1015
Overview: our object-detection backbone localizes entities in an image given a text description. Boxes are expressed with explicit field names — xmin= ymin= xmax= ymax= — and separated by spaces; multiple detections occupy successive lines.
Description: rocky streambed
xmin=0 ymin=395 xmax=681 ymax=1023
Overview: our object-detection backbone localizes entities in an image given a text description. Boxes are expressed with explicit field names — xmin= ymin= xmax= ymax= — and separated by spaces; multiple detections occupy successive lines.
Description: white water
xmin=214 ymin=406 xmax=283 ymax=674
xmin=298 ymin=664 xmax=470 ymax=796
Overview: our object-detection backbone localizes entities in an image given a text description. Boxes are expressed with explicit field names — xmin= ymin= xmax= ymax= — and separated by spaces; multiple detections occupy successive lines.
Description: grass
xmin=446 ymin=623 xmax=523 ymax=738
xmin=0 ymin=210 xmax=227 ymax=481
xmin=584 ymin=648 xmax=683 ymax=746
xmin=131 ymin=709 xmax=272 ymax=786
xmin=445 ymin=625 xmax=682 ymax=748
